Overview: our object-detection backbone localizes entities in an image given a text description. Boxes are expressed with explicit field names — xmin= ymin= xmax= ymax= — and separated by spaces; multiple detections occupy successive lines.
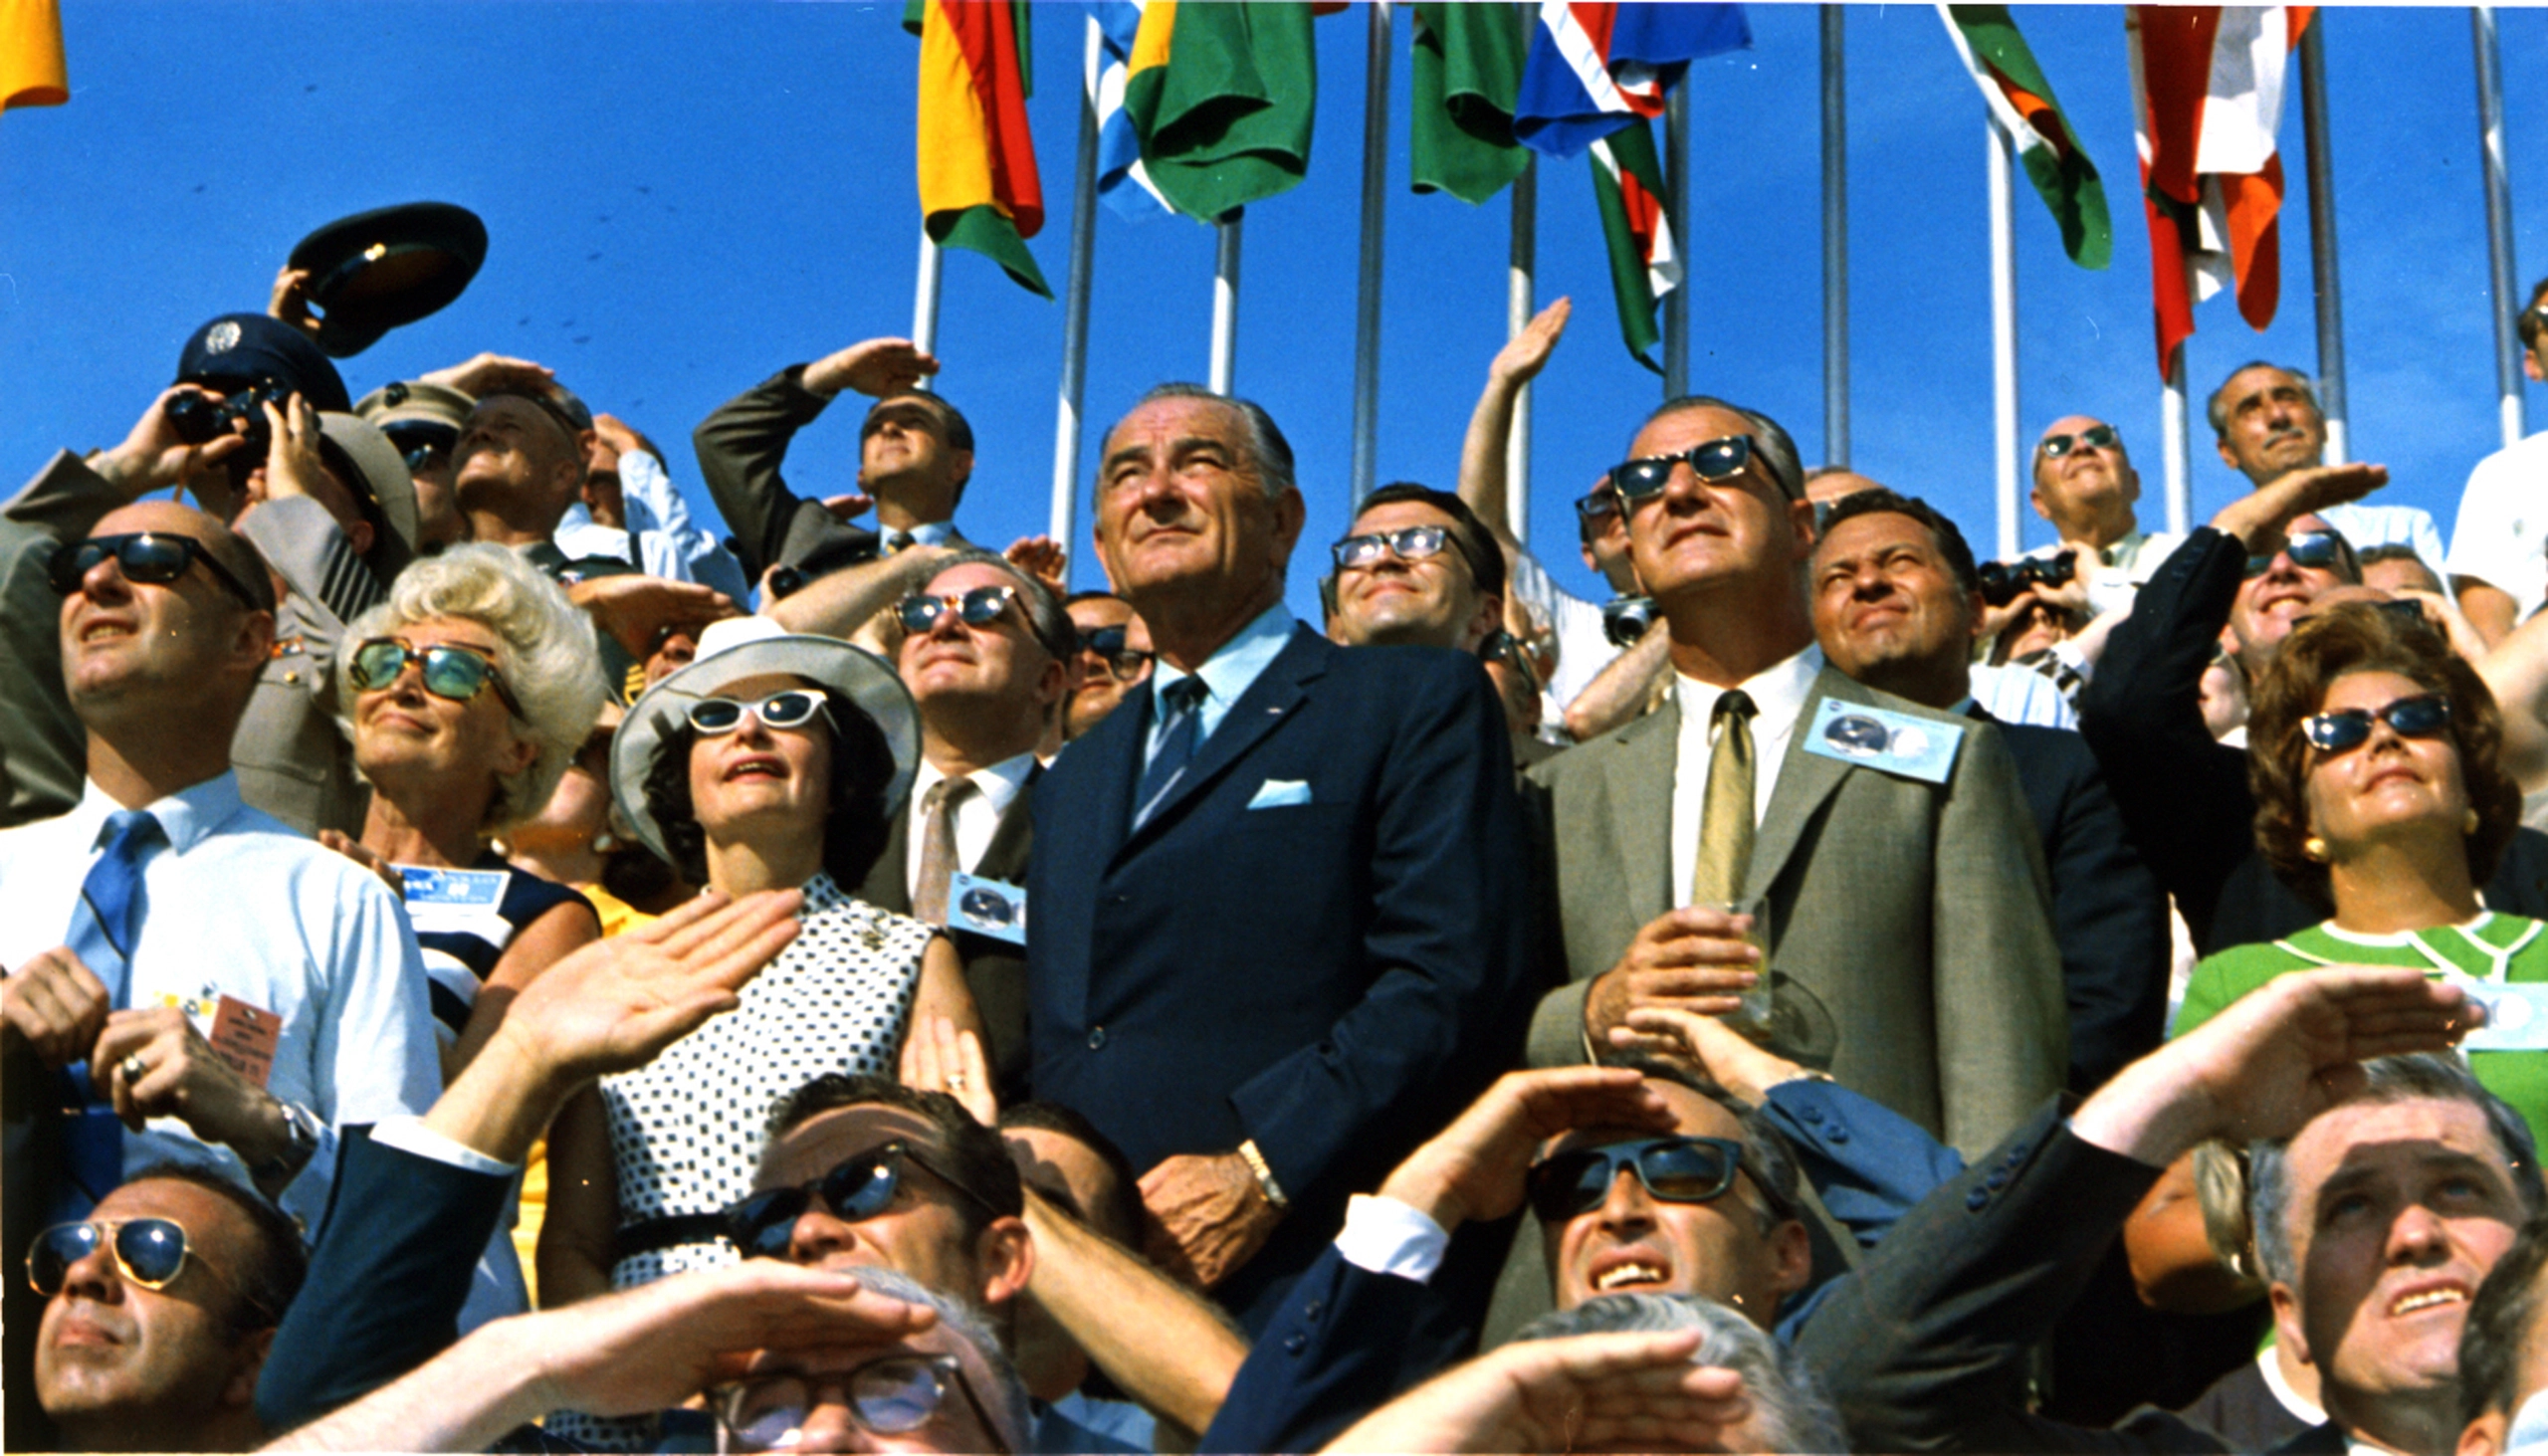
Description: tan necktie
xmin=1691 ymin=690 xmax=1757 ymax=905
xmin=913 ymin=776 xmax=975 ymax=924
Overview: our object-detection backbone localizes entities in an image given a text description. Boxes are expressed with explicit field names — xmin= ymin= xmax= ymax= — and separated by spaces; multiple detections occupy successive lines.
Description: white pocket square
xmin=1247 ymin=778 xmax=1312 ymax=809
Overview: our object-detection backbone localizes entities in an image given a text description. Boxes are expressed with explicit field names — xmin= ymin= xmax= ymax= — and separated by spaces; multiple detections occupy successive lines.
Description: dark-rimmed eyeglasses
xmin=1526 ymin=1136 xmax=1792 ymax=1227
xmin=1076 ymin=624 xmax=1155 ymax=683
xmin=1608 ymin=435 xmax=1761 ymax=505
xmin=685 ymin=690 xmax=832 ymax=737
xmin=26 ymin=1218 xmax=267 ymax=1318
xmin=1573 ymin=488 xmax=1623 ymax=526
xmin=723 ymin=1141 xmax=999 ymax=1260
xmin=2037 ymin=424 xmax=2119 ymax=458
xmin=715 ymin=1352 xmax=1007 ymax=1453
xmin=897 ymin=585 xmax=1018 ymax=636
xmin=348 ymin=638 xmax=525 ymax=718
xmin=2303 ymin=693 xmax=2452 ymax=755
xmin=48 ymin=532 xmax=267 ymax=613
xmin=1332 ymin=525 xmax=1452 ymax=572
xmin=2244 ymin=530 xmax=2345 ymax=578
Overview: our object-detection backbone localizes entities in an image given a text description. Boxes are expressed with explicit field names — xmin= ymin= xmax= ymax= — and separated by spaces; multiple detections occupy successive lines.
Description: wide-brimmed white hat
xmin=610 ymin=615 xmax=919 ymax=863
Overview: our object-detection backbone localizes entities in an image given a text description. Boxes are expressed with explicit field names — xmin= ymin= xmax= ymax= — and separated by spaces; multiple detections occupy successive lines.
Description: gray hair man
xmin=2209 ymin=361 xmax=2442 ymax=592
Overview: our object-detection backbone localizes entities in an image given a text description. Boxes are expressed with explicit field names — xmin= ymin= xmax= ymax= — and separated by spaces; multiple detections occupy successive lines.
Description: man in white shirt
xmin=555 ymin=412 xmax=749 ymax=601
xmin=2446 ymin=277 xmax=2548 ymax=645
xmin=2209 ymin=361 xmax=2442 ymax=587
xmin=0 ymin=499 xmax=437 ymax=1235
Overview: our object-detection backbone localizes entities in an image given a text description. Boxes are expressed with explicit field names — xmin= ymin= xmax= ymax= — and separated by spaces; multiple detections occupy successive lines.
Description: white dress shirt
xmin=903 ymin=750 xmax=1037 ymax=901
xmin=0 ymin=773 xmax=441 ymax=1229
xmin=553 ymin=449 xmax=750 ymax=601
xmin=1669 ymin=645 xmax=1824 ymax=909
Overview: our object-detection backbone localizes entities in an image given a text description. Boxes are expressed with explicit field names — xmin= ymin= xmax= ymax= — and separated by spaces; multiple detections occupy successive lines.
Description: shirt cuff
xmin=367 ymin=1116 xmax=520 ymax=1176
xmin=1333 ymin=1194 xmax=1449 ymax=1283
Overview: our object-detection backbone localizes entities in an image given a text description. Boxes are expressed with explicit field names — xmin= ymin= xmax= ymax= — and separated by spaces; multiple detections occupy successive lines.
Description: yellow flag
xmin=2 ymin=0 xmax=68 ymax=110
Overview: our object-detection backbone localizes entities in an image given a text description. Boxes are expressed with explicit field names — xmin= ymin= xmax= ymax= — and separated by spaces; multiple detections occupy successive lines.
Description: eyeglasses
xmin=2244 ymin=530 xmax=2346 ymax=578
xmin=48 ymin=532 xmax=267 ymax=613
xmin=1573 ymin=489 xmax=1623 ymax=526
xmin=1076 ymin=624 xmax=1155 ymax=683
xmin=1332 ymin=525 xmax=1453 ymax=572
xmin=26 ymin=1218 xmax=266 ymax=1317
xmin=723 ymin=1141 xmax=999 ymax=1260
xmin=348 ymin=638 xmax=525 ymax=718
xmin=2037 ymin=423 xmax=2119 ymax=458
xmin=1608 ymin=435 xmax=1762 ymax=506
xmin=2302 ymin=693 xmax=2452 ymax=754
xmin=897 ymin=584 xmax=1018 ymax=637
xmin=684 ymin=690 xmax=832 ymax=737
xmin=1525 ymin=1136 xmax=1791 ymax=1227
xmin=715 ymin=1352 xmax=1007 ymax=1453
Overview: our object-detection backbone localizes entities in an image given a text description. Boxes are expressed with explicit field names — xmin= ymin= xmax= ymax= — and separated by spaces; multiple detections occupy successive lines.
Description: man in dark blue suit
xmin=1027 ymin=384 xmax=1535 ymax=1336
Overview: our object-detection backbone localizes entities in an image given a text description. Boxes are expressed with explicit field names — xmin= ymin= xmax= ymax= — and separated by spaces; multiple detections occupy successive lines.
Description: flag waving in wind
xmin=2128 ymin=6 xmax=2312 ymax=378
xmin=917 ymin=0 xmax=1051 ymax=297
xmin=1091 ymin=1 xmax=1175 ymax=220
xmin=1938 ymin=6 xmax=2112 ymax=270
xmin=1408 ymin=1 xmax=1530 ymax=205
xmin=1589 ymin=118 xmax=1679 ymax=372
xmin=1514 ymin=2 xmax=1750 ymax=160
xmin=2 ymin=0 xmax=68 ymax=111
xmin=1123 ymin=1 xmax=1319 ymax=222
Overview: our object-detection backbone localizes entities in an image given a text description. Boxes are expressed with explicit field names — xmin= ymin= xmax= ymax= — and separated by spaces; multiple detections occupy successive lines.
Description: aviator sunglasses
xmin=26 ymin=1217 xmax=266 ymax=1316
xmin=723 ymin=1140 xmax=999 ymax=1259
xmin=1525 ymin=1136 xmax=1792 ymax=1226
xmin=684 ymin=690 xmax=832 ymax=736
xmin=1608 ymin=435 xmax=1762 ymax=506
xmin=715 ymin=1352 xmax=1007 ymax=1453
xmin=897 ymin=584 xmax=1019 ymax=636
xmin=348 ymin=639 xmax=525 ymax=718
xmin=2038 ymin=424 xmax=2120 ymax=458
xmin=48 ymin=532 xmax=267 ymax=613
xmin=2302 ymin=692 xmax=2452 ymax=755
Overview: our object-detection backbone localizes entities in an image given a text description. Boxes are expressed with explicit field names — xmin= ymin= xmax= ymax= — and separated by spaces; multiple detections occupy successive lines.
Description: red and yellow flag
xmin=3 ymin=0 xmax=70 ymax=111
xmin=918 ymin=0 xmax=1050 ymax=297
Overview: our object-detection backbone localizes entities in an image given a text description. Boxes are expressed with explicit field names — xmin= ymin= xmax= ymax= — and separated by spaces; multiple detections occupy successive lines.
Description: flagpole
xmin=1351 ymin=0 xmax=1393 ymax=507
xmin=2297 ymin=17 xmax=2348 ymax=467
xmin=2163 ymin=350 xmax=2192 ymax=535
xmin=1050 ymin=15 xmax=1104 ymax=572
xmin=1210 ymin=217 xmax=1241 ymax=395
xmin=1987 ymin=116 xmax=2019 ymax=559
xmin=2473 ymin=5 xmax=2526 ymax=448
xmin=912 ymin=231 xmax=944 ymax=394
xmin=1663 ymin=83 xmax=1691 ymax=398
xmin=1508 ymin=156 xmax=1537 ymax=546
xmin=1820 ymin=4 xmax=1849 ymax=468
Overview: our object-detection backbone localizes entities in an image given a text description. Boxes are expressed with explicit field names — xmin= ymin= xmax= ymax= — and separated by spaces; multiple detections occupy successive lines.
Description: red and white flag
xmin=2126 ymin=6 xmax=2312 ymax=379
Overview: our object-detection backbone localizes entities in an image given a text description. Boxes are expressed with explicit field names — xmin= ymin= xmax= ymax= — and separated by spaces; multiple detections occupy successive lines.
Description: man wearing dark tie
xmin=1025 ymin=384 xmax=1535 ymax=1338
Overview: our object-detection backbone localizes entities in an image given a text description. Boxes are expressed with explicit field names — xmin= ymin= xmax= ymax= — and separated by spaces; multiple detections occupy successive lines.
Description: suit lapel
xmin=1745 ymin=669 xmax=1860 ymax=901
xmin=1113 ymin=628 xmax=1329 ymax=866
xmin=1601 ymin=702 xmax=1679 ymax=924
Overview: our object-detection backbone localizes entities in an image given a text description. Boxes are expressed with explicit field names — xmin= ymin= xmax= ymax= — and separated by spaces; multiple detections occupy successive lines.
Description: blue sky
xmin=3 ymin=2 xmax=2541 ymax=619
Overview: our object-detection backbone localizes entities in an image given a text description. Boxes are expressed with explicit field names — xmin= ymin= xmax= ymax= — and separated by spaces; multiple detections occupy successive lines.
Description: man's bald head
xmin=59 ymin=499 xmax=274 ymax=743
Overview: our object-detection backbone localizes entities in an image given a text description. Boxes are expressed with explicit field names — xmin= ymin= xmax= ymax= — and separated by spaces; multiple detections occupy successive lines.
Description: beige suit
xmin=1526 ymin=666 xmax=2065 ymax=1157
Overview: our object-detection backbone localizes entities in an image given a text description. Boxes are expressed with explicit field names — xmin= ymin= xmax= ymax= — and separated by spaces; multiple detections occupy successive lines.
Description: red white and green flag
xmin=1937 ymin=5 xmax=2111 ymax=270
xmin=1588 ymin=117 xmax=1678 ymax=373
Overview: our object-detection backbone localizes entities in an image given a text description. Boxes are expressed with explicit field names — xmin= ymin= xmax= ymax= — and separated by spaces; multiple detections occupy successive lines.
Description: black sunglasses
xmin=1608 ymin=435 xmax=1761 ymax=505
xmin=348 ymin=638 xmax=525 ymax=718
xmin=2038 ymin=423 xmax=2119 ymax=458
xmin=1332 ymin=525 xmax=1453 ymax=572
xmin=898 ymin=584 xmax=1018 ymax=636
xmin=2245 ymin=530 xmax=2346 ymax=578
xmin=1076 ymin=624 xmax=1155 ymax=682
xmin=717 ymin=1352 xmax=1006 ymax=1453
xmin=1526 ymin=1136 xmax=1791 ymax=1227
xmin=1574 ymin=489 xmax=1623 ymax=525
xmin=724 ymin=1141 xmax=999 ymax=1260
xmin=26 ymin=1217 xmax=265 ymax=1317
xmin=2303 ymin=692 xmax=2452 ymax=754
xmin=48 ymin=532 xmax=267 ymax=613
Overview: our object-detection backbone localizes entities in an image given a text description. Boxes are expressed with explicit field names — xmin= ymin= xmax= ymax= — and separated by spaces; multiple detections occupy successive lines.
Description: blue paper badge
xmin=1801 ymin=699 xmax=1966 ymax=785
xmin=399 ymin=866 xmax=509 ymax=908
xmin=2454 ymin=980 xmax=2548 ymax=1052
xmin=949 ymin=871 xmax=1027 ymax=945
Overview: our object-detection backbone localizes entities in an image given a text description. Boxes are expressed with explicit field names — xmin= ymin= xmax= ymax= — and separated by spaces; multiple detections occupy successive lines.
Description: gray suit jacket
xmin=1525 ymin=666 xmax=2066 ymax=1156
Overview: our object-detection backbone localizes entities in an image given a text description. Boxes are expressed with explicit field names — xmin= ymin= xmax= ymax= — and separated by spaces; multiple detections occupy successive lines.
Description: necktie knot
xmin=97 ymin=809 xmax=166 ymax=861
xmin=1713 ymin=690 xmax=1757 ymax=731
xmin=923 ymin=775 xmax=975 ymax=814
xmin=1160 ymin=677 xmax=1208 ymax=719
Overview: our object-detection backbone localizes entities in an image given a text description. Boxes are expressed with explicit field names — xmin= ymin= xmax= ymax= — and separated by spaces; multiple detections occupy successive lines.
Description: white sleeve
xmin=2448 ymin=449 xmax=2523 ymax=591
xmin=623 ymin=450 xmax=751 ymax=601
xmin=1333 ymin=1193 xmax=1451 ymax=1283
xmin=368 ymin=1115 xmax=522 ymax=1175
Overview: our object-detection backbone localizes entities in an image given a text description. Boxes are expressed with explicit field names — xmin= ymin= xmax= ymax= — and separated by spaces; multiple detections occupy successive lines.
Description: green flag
xmin=1409 ymin=1 xmax=1528 ymax=205
xmin=1125 ymin=2 xmax=1317 ymax=222
xmin=1940 ymin=6 xmax=2112 ymax=269
xmin=1589 ymin=119 xmax=1677 ymax=373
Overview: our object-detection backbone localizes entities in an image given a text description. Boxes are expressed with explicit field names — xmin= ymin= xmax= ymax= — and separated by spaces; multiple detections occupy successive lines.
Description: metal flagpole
xmin=1051 ymin=15 xmax=1104 ymax=568
xmin=2474 ymin=6 xmax=2526 ymax=447
xmin=1351 ymin=1 xmax=1393 ymax=506
xmin=1508 ymin=157 xmax=1537 ymax=547
xmin=2297 ymin=17 xmax=2349 ymax=466
xmin=1663 ymin=84 xmax=1691 ymax=398
xmin=1210 ymin=217 xmax=1242 ymax=395
xmin=912 ymin=232 xmax=944 ymax=393
xmin=2163 ymin=350 xmax=2192 ymax=534
xmin=1987 ymin=117 xmax=2019 ymax=558
xmin=1821 ymin=4 xmax=1849 ymax=468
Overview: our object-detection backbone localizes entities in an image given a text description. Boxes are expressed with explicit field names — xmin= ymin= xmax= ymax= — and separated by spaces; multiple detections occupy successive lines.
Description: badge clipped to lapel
xmin=1802 ymin=699 xmax=1965 ymax=785
xmin=948 ymin=871 xmax=1027 ymax=945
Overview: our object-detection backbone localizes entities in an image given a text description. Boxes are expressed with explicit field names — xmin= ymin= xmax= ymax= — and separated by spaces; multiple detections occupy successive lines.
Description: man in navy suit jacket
xmin=1027 ymin=385 xmax=1535 ymax=1336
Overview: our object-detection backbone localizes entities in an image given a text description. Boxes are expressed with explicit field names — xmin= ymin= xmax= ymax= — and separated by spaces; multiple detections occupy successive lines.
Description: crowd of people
xmin=3 ymin=257 xmax=2548 ymax=1456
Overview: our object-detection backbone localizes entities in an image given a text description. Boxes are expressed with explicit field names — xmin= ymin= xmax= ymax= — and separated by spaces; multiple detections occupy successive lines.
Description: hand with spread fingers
xmin=1620 ymin=1005 xmax=1811 ymax=1108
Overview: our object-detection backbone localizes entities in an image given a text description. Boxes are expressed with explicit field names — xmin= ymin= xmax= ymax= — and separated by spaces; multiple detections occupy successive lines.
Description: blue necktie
xmin=1134 ymin=678 xmax=1209 ymax=829
xmin=56 ymin=808 xmax=166 ymax=1219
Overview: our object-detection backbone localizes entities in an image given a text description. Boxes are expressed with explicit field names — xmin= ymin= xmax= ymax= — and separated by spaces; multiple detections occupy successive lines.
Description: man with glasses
xmin=1327 ymin=484 xmax=1506 ymax=656
xmin=1055 ymin=592 xmax=1154 ymax=747
xmin=29 ymin=1166 xmax=307 ymax=1451
xmin=2026 ymin=414 xmax=2181 ymax=621
xmin=2210 ymin=361 xmax=2443 ymax=592
xmin=2447 ymin=277 xmax=2548 ymax=646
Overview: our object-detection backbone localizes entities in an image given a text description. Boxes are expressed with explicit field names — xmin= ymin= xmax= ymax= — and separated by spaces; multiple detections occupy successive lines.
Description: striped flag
xmin=917 ymin=0 xmax=1051 ymax=297
xmin=2 ymin=0 xmax=68 ymax=110
xmin=1090 ymin=1 xmax=1176 ymax=220
xmin=1938 ymin=6 xmax=2112 ymax=269
xmin=2128 ymin=6 xmax=2312 ymax=378
xmin=1124 ymin=2 xmax=1319 ymax=223
xmin=1408 ymin=1 xmax=1530 ymax=205
xmin=1589 ymin=118 xmax=1678 ymax=372
xmin=1514 ymin=2 xmax=1750 ymax=160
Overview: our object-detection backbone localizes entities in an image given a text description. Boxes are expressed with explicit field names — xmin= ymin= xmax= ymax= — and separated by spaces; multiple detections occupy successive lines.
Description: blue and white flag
xmin=1514 ymin=1 xmax=1751 ymax=160
xmin=1088 ymin=0 xmax=1175 ymax=220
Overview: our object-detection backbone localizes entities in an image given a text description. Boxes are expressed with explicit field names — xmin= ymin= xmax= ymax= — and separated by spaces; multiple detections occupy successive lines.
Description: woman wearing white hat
xmin=535 ymin=616 xmax=980 ymax=1347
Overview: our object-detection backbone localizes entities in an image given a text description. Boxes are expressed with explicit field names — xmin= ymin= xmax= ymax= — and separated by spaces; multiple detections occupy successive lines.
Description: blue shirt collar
xmin=81 ymin=771 xmax=247 ymax=856
xmin=1151 ymin=603 xmax=1295 ymax=715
